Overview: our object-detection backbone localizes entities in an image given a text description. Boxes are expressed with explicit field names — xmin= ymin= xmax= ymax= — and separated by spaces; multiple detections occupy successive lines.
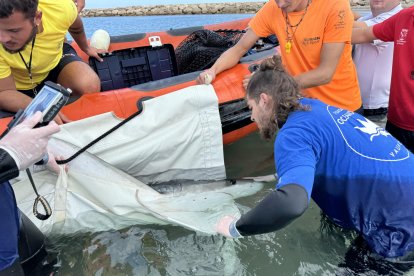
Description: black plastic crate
xmin=89 ymin=44 xmax=178 ymax=92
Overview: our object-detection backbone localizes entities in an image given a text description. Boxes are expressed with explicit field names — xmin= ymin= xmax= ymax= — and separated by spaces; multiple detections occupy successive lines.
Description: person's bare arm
xmin=294 ymin=42 xmax=344 ymax=89
xmin=0 ymin=75 xmax=32 ymax=112
xmin=74 ymin=0 xmax=85 ymax=13
xmin=196 ymin=28 xmax=259 ymax=84
xmin=352 ymin=26 xmax=376 ymax=44
xmin=69 ymin=15 xmax=103 ymax=61
xmin=352 ymin=11 xmax=362 ymax=21
xmin=353 ymin=21 xmax=368 ymax=28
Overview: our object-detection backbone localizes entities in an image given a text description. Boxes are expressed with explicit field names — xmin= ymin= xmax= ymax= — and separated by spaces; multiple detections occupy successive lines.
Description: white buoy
xmin=90 ymin=29 xmax=110 ymax=51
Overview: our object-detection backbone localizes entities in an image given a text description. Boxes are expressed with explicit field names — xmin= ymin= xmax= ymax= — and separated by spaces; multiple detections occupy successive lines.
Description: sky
xmin=85 ymin=0 xmax=265 ymax=9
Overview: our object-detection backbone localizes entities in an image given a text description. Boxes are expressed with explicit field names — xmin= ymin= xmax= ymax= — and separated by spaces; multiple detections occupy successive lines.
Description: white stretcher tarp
xmin=52 ymin=84 xmax=226 ymax=183
xmin=12 ymin=85 xmax=263 ymax=235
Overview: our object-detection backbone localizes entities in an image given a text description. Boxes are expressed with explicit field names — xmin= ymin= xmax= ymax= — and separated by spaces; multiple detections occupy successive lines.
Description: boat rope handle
xmin=56 ymin=98 xmax=149 ymax=165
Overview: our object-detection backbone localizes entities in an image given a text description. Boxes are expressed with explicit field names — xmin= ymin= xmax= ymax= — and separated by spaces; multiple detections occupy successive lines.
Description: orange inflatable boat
xmin=0 ymin=18 xmax=279 ymax=144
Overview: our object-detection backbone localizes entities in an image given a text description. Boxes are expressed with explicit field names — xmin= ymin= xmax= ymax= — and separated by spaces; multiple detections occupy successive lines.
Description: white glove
xmin=0 ymin=111 xmax=60 ymax=170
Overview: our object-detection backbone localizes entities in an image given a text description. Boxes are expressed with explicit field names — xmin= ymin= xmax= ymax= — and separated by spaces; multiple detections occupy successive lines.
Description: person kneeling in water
xmin=215 ymin=55 xmax=414 ymax=273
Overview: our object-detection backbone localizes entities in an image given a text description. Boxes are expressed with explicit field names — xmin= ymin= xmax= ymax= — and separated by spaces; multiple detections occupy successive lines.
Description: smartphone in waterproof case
xmin=7 ymin=81 xmax=71 ymax=130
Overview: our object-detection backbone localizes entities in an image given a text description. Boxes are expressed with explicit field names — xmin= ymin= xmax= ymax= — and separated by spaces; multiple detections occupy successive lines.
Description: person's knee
xmin=75 ymin=72 xmax=101 ymax=94
xmin=57 ymin=62 xmax=101 ymax=95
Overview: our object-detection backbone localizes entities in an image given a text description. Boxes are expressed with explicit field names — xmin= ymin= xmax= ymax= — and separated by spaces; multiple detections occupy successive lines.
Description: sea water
xmin=81 ymin=14 xmax=254 ymax=38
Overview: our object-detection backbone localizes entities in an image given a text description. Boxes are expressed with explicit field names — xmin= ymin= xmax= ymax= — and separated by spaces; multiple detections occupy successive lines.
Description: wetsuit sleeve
xmin=234 ymin=124 xmax=319 ymax=236
xmin=0 ymin=148 xmax=19 ymax=183
xmin=235 ymin=183 xmax=308 ymax=235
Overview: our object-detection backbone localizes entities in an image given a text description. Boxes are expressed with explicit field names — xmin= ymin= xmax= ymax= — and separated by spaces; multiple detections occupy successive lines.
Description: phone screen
xmin=19 ymin=85 xmax=61 ymax=124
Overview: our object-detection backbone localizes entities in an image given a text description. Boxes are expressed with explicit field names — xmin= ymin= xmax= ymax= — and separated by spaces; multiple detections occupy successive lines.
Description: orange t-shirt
xmin=249 ymin=0 xmax=361 ymax=111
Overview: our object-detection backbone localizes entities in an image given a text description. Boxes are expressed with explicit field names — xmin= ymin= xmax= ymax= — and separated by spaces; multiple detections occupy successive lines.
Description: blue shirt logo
xmin=354 ymin=119 xmax=391 ymax=141
xmin=327 ymin=106 xmax=410 ymax=161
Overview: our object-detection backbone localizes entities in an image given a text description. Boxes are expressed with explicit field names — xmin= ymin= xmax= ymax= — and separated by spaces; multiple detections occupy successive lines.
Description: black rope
xmin=56 ymin=108 xmax=143 ymax=165
xmin=26 ymin=168 xmax=52 ymax=220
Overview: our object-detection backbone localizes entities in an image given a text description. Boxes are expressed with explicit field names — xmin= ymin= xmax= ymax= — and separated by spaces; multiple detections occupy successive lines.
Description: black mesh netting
xmin=175 ymin=29 xmax=245 ymax=74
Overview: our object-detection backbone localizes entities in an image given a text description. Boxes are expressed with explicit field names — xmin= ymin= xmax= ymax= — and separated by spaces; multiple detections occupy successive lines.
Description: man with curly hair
xmin=215 ymin=55 xmax=414 ymax=273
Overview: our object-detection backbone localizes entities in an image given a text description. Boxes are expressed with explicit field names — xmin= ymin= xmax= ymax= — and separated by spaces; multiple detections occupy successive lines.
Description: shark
xmin=12 ymin=139 xmax=264 ymax=235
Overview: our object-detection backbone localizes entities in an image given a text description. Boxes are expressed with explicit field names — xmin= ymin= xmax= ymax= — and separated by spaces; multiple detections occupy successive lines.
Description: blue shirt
xmin=275 ymin=98 xmax=414 ymax=258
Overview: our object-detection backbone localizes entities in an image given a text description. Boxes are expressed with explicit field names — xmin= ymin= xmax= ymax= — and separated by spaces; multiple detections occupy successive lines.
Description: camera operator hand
xmin=0 ymin=111 xmax=60 ymax=170
xmin=45 ymin=150 xmax=68 ymax=174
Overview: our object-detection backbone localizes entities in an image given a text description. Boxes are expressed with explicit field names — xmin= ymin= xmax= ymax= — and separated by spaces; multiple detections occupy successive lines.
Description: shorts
xmin=363 ymin=107 xmax=388 ymax=117
xmin=386 ymin=121 xmax=414 ymax=153
xmin=18 ymin=43 xmax=83 ymax=98
xmin=364 ymin=108 xmax=388 ymax=128
xmin=353 ymin=105 xmax=363 ymax=115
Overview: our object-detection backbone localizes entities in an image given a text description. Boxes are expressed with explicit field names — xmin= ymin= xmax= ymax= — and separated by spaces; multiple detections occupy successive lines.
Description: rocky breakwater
xmin=81 ymin=1 xmax=414 ymax=17
xmin=81 ymin=2 xmax=265 ymax=17
xmin=350 ymin=0 xmax=413 ymax=7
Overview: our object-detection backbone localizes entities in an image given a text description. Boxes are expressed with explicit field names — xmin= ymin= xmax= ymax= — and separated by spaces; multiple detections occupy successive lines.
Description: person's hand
xmin=46 ymin=150 xmax=68 ymax=174
xmin=84 ymin=46 xmax=104 ymax=62
xmin=0 ymin=111 xmax=60 ymax=170
xmin=242 ymin=73 xmax=254 ymax=90
xmin=53 ymin=112 xmax=72 ymax=125
xmin=215 ymin=215 xmax=241 ymax=238
xmin=196 ymin=69 xmax=216 ymax=85
xmin=74 ymin=0 xmax=85 ymax=13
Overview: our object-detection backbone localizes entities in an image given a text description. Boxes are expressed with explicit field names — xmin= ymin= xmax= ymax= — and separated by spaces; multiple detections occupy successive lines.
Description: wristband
xmin=229 ymin=219 xmax=242 ymax=238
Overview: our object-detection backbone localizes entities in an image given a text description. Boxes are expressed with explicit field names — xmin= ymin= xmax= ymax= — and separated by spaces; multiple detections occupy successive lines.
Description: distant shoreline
xmin=78 ymin=2 xmax=355 ymax=17
xmin=80 ymin=2 xmax=263 ymax=17
xmin=80 ymin=1 xmax=413 ymax=17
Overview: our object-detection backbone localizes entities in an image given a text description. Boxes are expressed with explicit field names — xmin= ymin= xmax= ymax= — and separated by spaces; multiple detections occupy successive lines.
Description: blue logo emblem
xmin=327 ymin=106 xmax=410 ymax=161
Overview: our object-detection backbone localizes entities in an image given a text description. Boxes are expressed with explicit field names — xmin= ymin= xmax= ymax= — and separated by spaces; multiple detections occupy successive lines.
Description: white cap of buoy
xmin=90 ymin=29 xmax=110 ymax=51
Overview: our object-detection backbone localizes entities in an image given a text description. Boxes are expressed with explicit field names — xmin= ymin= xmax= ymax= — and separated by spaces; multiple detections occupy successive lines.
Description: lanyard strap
xmin=18 ymin=35 xmax=36 ymax=83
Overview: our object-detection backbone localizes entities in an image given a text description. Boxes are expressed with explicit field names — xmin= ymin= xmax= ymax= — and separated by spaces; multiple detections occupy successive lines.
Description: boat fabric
xmin=11 ymin=85 xmax=263 ymax=235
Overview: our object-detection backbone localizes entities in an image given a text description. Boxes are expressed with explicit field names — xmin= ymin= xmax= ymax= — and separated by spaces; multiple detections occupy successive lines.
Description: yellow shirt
xmin=249 ymin=0 xmax=361 ymax=111
xmin=0 ymin=0 xmax=77 ymax=90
